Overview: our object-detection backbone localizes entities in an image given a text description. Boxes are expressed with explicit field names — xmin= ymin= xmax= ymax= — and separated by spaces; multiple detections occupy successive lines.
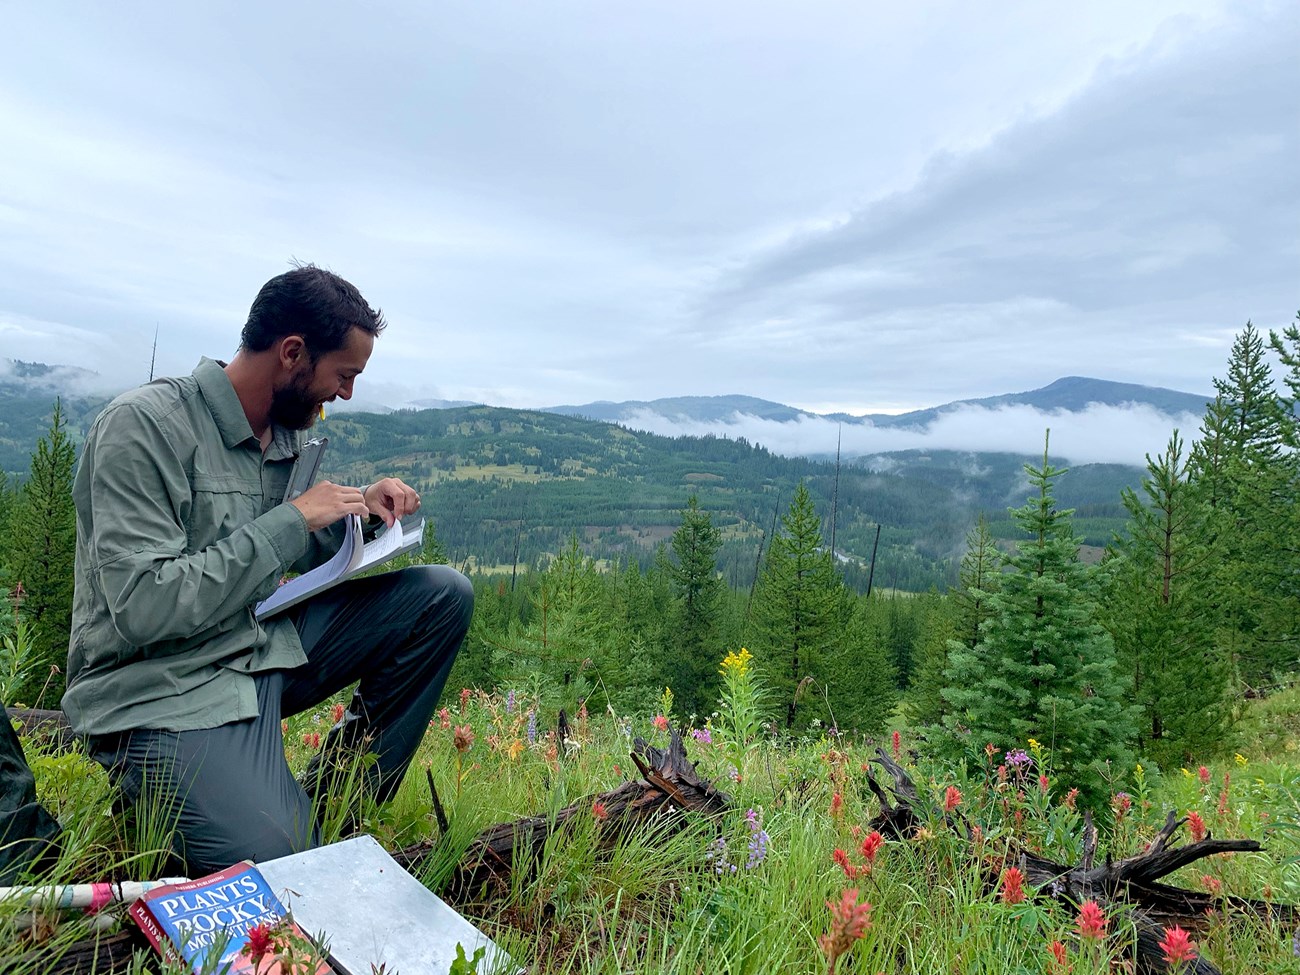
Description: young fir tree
xmin=658 ymin=495 xmax=725 ymax=715
xmin=942 ymin=436 xmax=1134 ymax=800
xmin=936 ymin=516 xmax=1003 ymax=734
xmin=825 ymin=593 xmax=897 ymax=735
xmin=750 ymin=482 xmax=844 ymax=729
xmin=904 ymin=589 xmax=956 ymax=728
xmin=1266 ymin=314 xmax=1300 ymax=670
xmin=7 ymin=400 xmax=77 ymax=704
xmin=1191 ymin=323 xmax=1293 ymax=685
xmin=1100 ymin=431 xmax=1234 ymax=766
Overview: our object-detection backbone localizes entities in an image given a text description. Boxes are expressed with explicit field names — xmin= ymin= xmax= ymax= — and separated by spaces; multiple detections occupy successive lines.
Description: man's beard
xmin=269 ymin=371 xmax=321 ymax=430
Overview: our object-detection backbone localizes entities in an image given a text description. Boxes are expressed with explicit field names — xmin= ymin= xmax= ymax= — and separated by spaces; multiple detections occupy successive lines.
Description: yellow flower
xmin=1135 ymin=763 xmax=1144 ymax=777
xmin=1234 ymin=753 xmax=1248 ymax=766
xmin=1181 ymin=768 xmax=1192 ymax=778
xmin=1027 ymin=738 xmax=1041 ymax=753
xmin=506 ymin=739 xmax=525 ymax=762
xmin=720 ymin=647 xmax=752 ymax=678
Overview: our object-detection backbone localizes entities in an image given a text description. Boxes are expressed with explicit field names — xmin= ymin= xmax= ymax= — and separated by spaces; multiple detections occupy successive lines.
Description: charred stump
xmin=395 ymin=729 xmax=729 ymax=905
xmin=865 ymin=748 xmax=1297 ymax=975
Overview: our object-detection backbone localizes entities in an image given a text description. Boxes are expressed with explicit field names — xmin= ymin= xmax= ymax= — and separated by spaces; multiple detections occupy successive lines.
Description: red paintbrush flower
xmin=1076 ymin=899 xmax=1107 ymax=941
xmin=1158 ymin=924 xmax=1197 ymax=966
xmin=1000 ymin=866 xmax=1026 ymax=905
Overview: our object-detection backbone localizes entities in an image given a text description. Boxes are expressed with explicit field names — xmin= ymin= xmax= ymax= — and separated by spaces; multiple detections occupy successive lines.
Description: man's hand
xmin=289 ymin=480 xmax=372 ymax=531
xmin=363 ymin=477 xmax=421 ymax=527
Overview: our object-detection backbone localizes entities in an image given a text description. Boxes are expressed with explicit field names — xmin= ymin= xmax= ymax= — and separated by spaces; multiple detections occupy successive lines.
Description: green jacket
xmin=63 ymin=358 xmax=345 ymax=736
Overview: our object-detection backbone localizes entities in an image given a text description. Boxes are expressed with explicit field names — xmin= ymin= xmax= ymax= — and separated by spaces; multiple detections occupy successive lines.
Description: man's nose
xmin=338 ymin=378 xmax=354 ymax=400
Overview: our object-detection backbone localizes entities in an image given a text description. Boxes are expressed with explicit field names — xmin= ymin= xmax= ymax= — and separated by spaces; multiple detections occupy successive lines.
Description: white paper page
xmin=254 ymin=515 xmax=364 ymax=618
xmin=355 ymin=517 xmax=424 ymax=571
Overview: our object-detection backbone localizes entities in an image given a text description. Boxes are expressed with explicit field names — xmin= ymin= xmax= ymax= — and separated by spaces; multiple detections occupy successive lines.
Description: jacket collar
xmin=193 ymin=357 xmax=301 ymax=460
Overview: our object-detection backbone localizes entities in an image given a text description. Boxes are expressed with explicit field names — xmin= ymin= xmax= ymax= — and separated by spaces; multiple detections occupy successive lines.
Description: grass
xmin=5 ymin=678 xmax=1300 ymax=974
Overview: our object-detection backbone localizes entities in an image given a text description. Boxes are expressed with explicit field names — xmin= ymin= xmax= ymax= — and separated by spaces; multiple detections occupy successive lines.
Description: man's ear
xmin=277 ymin=335 xmax=309 ymax=370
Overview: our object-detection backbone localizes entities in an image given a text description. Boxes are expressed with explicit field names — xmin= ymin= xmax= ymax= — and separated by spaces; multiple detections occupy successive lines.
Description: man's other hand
xmin=289 ymin=480 xmax=371 ymax=531
xmin=363 ymin=477 xmax=421 ymax=527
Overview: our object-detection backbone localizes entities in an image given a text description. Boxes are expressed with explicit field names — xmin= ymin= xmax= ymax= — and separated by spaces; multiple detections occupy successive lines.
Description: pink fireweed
xmin=1000 ymin=866 xmax=1027 ymax=905
xmin=1187 ymin=810 xmax=1207 ymax=843
xmin=1077 ymin=900 xmax=1107 ymax=941
xmin=1158 ymin=925 xmax=1197 ymax=966
xmin=818 ymin=889 xmax=872 ymax=975
xmin=943 ymin=786 xmax=962 ymax=812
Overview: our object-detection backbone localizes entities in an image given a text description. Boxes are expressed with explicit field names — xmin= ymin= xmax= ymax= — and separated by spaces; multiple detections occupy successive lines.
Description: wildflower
xmin=592 ymin=800 xmax=608 ymax=821
xmin=1062 ymin=788 xmax=1079 ymax=810
xmin=891 ymin=730 xmax=901 ymax=759
xmin=832 ymin=848 xmax=858 ymax=880
xmin=577 ymin=699 xmax=588 ymax=722
xmin=438 ymin=707 xmax=452 ymax=729
xmin=1046 ymin=939 xmax=1070 ymax=974
xmin=1216 ymin=773 xmax=1230 ymax=817
xmin=985 ymin=742 xmax=998 ymax=760
xmin=728 ymin=765 xmax=741 ymax=783
xmin=1233 ymin=753 xmax=1247 ymax=766
xmin=652 ymin=714 xmax=669 ymax=732
xmin=720 ymin=647 xmax=752 ymax=678
xmin=453 ymin=725 xmax=474 ymax=753
xmin=1158 ymin=925 xmax=1197 ymax=966
xmin=526 ymin=709 xmax=538 ymax=744
xmin=1111 ymin=792 xmax=1132 ymax=819
xmin=745 ymin=808 xmax=769 ymax=869
xmin=1006 ymin=748 xmax=1030 ymax=768
xmin=1187 ymin=810 xmax=1207 ymax=843
xmin=1037 ymin=774 xmax=1049 ymax=794
xmin=830 ymin=791 xmax=844 ymax=820
xmin=459 ymin=687 xmax=471 ymax=711
xmin=1027 ymin=737 xmax=1041 ymax=751
xmin=707 ymin=836 xmax=735 ymax=875
xmin=860 ymin=830 xmax=884 ymax=868
xmin=506 ymin=739 xmax=525 ymax=761
xmin=691 ymin=726 xmax=712 ymax=744
xmin=301 ymin=732 xmax=320 ymax=749
xmin=331 ymin=702 xmax=346 ymax=723
xmin=1200 ymin=875 xmax=1222 ymax=895
xmin=943 ymin=786 xmax=962 ymax=812
xmin=281 ymin=719 xmax=288 ymax=735
xmin=1000 ymin=866 xmax=1027 ymax=905
xmin=506 ymin=689 xmax=515 ymax=714
xmin=818 ymin=889 xmax=872 ymax=975
xmin=997 ymin=765 xmax=1008 ymax=784
xmin=1197 ymin=765 xmax=1211 ymax=785
xmin=241 ymin=922 xmax=277 ymax=966
xmin=1077 ymin=900 xmax=1107 ymax=941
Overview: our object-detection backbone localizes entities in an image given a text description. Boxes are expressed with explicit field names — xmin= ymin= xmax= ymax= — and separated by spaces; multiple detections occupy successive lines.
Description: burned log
xmin=865 ymin=748 xmax=1297 ymax=975
xmin=396 ymin=729 xmax=729 ymax=905
xmin=5 ymin=708 xmax=78 ymax=751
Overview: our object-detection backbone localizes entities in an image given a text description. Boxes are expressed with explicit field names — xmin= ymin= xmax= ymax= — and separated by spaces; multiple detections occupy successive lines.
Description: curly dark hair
xmin=240 ymin=264 xmax=386 ymax=357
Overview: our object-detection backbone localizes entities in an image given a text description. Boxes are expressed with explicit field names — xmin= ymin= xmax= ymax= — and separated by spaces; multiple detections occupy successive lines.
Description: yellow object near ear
xmin=319 ymin=404 xmax=326 ymax=420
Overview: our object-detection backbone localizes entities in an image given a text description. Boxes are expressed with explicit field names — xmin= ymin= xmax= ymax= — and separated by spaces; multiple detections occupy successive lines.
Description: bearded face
xmin=269 ymin=364 xmax=324 ymax=430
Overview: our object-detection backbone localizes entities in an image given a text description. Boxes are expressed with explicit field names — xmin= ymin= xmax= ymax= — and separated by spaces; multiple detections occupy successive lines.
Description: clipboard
xmin=283 ymin=437 xmax=328 ymax=502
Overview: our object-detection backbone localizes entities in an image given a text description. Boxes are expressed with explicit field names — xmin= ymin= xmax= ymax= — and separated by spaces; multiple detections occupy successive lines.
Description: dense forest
xmin=1 ymin=317 xmax=1297 ymax=802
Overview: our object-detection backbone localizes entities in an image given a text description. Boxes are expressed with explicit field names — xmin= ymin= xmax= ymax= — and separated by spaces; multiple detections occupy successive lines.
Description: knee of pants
xmin=408 ymin=564 xmax=474 ymax=633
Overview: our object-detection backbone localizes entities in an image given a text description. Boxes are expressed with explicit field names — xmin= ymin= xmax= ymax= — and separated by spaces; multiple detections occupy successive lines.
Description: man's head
xmin=241 ymin=266 xmax=386 ymax=429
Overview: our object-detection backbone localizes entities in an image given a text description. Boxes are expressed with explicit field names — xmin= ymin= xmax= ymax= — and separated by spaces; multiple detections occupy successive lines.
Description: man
xmin=63 ymin=266 xmax=472 ymax=874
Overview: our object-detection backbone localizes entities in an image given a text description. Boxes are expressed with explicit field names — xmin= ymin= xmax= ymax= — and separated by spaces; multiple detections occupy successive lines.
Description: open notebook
xmin=254 ymin=514 xmax=425 ymax=620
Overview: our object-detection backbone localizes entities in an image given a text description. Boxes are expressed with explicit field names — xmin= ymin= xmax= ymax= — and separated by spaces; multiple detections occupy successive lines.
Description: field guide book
xmin=128 ymin=861 xmax=330 ymax=974
xmin=255 ymin=513 xmax=425 ymax=620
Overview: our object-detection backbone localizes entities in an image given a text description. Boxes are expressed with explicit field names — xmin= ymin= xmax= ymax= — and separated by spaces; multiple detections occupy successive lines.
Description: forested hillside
xmin=312 ymin=405 xmax=1141 ymax=591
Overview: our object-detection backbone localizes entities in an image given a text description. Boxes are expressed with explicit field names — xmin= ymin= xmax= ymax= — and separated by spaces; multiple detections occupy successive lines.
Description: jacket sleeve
xmin=85 ymin=404 xmax=312 ymax=648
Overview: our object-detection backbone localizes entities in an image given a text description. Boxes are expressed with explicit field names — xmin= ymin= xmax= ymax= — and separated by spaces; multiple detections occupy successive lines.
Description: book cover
xmin=254 ymin=514 xmax=425 ymax=620
xmin=129 ymin=861 xmax=330 ymax=974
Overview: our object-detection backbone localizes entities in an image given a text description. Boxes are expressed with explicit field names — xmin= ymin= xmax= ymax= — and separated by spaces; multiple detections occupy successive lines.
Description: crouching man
xmin=63 ymin=265 xmax=472 ymax=875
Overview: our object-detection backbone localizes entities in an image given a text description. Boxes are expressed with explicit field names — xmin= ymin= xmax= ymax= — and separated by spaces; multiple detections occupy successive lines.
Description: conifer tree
xmin=824 ymin=593 xmax=896 ymax=734
xmin=7 ymin=400 xmax=77 ymax=704
xmin=1101 ymin=431 xmax=1234 ymax=765
xmin=942 ymin=436 xmax=1134 ymax=800
xmin=751 ymin=482 xmax=844 ymax=729
xmin=659 ymin=495 xmax=724 ymax=715
xmin=904 ymin=590 xmax=955 ymax=728
xmin=1191 ymin=323 xmax=1294 ymax=684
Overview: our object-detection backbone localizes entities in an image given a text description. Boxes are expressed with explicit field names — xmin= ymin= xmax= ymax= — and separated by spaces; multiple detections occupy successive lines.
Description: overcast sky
xmin=1 ymin=1 xmax=1296 ymax=427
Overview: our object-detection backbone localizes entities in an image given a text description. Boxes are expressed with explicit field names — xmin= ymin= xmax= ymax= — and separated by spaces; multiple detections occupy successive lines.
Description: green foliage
xmin=5 ymin=400 xmax=76 ymax=705
xmin=1099 ymin=430 xmax=1236 ymax=766
xmin=749 ymin=483 xmax=845 ymax=729
xmin=658 ymin=495 xmax=725 ymax=715
xmin=942 ymin=436 xmax=1136 ymax=804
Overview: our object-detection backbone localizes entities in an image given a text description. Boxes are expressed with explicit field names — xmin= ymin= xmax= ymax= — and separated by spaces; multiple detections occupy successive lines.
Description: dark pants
xmin=90 ymin=565 xmax=473 ymax=875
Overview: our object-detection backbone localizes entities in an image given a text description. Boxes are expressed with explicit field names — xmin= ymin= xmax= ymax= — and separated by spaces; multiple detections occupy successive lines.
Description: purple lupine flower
xmin=1006 ymin=748 xmax=1031 ymax=767
xmin=692 ymin=727 xmax=712 ymax=745
xmin=706 ymin=836 xmax=736 ymax=875
xmin=745 ymin=808 xmax=769 ymax=869
xmin=526 ymin=709 xmax=537 ymax=744
xmin=506 ymin=689 xmax=516 ymax=714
